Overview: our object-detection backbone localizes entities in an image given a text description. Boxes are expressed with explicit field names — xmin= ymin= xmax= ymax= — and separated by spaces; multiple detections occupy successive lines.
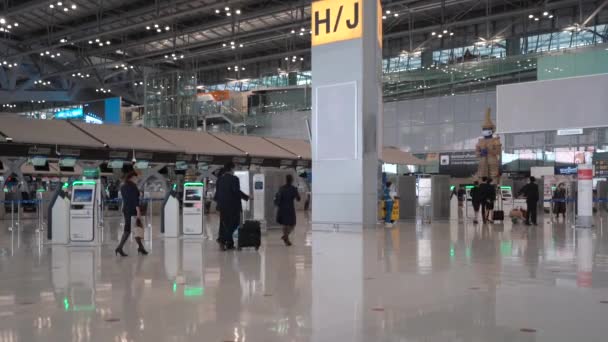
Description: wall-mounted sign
xmin=197 ymin=155 xmax=213 ymax=163
xmin=280 ymin=160 xmax=295 ymax=167
xmin=176 ymin=154 xmax=194 ymax=162
xmin=233 ymin=157 xmax=247 ymax=164
xmin=438 ymin=151 xmax=479 ymax=177
xmin=28 ymin=147 xmax=51 ymax=155
xmin=135 ymin=152 xmax=153 ymax=160
xmin=312 ymin=0 xmax=362 ymax=47
xmin=594 ymin=152 xmax=608 ymax=177
xmin=59 ymin=148 xmax=81 ymax=157
xmin=557 ymin=128 xmax=584 ymax=136
xmin=555 ymin=165 xmax=578 ymax=175
xmin=109 ymin=151 xmax=129 ymax=159
xmin=250 ymin=158 xmax=265 ymax=165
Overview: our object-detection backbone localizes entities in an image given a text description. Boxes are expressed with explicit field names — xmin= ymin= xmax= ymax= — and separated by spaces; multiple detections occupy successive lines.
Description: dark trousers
xmin=218 ymin=209 xmax=240 ymax=247
xmin=526 ymin=201 xmax=538 ymax=224
xmin=117 ymin=211 xmax=132 ymax=250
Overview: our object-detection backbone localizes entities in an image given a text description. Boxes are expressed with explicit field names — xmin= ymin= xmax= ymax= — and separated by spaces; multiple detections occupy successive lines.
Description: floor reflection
xmin=0 ymin=212 xmax=606 ymax=341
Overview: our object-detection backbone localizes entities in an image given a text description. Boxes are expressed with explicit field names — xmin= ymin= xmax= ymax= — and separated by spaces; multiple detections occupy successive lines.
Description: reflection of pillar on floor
xmin=577 ymin=229 xmax=594 ymax=288
xmin=312 ymin=232 xmax=363 ymax=341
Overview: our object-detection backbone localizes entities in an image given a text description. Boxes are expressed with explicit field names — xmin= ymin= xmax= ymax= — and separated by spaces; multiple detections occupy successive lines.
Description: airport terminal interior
xmin=1 ymin=0 xmax=608 ymax=341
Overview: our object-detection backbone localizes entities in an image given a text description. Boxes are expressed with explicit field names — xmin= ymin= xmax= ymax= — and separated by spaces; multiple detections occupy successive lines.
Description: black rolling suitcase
xmin=238 ymin=220 xmax=261 ymax=250
xmin=493 ymin=192 xmax=505 ymax=222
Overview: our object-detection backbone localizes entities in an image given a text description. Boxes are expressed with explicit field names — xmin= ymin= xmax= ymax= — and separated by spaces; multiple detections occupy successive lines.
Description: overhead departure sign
xmin=312 ymin=0 xmax=362 ymax=47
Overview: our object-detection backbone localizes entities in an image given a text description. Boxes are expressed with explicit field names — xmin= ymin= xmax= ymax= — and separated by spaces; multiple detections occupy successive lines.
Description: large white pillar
xmin=576 ymin=164 xmax=593 ymax=228
xmin=311 ymin=0 xmax=383 ymax=232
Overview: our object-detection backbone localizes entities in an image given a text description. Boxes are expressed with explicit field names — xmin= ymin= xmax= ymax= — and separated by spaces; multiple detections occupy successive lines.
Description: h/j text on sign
xmin=312 ymin=0 xmax=362 ymax=46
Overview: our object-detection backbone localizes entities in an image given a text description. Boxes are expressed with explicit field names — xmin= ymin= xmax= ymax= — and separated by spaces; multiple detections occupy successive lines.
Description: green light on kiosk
xmin=450 ymin=185 xmax=455 ymax=191
xmin=184 ymin=182 xmax=204 ymax=187
xmin=62 ymin=182 xmax=69 ymax=189
xmin=37 ymin=188 xmax=46 ymax=192
xmin=73 ymin=181 xmax=96 ymax=186
xmin=172 ymin=183 xmax=177 ymax=191
xmin=465 ymin=186 xmax=475 ymax=189
xmin=184 ymin=286 xmax=204 ymax=297
xmin=172 ymin=282 xmax=177 ymax=293
xmin=63 ymin=297 xmax=70 ymax=311
xmin=500 ymin=186 xmax=512 ymax=190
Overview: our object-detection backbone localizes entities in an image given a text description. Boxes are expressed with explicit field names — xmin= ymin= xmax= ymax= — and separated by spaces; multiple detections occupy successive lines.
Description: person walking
xmin=479 ymin=177 xmax=496 ymax=223
xmin=553 ymin=183 xmax=567 ymax=221
xmin=470 ymin=181 xmax=482 ymax=224
xmin=214 ymin=162 xmax=249 ymax=251
xmin=383 ymin=181 xmax=396 ymax=227
xmin=519 ymin=176 xmax=540 ymax=226
xmin=276 ymin=174 xmax=301 ymax=246
xmin=115 ymin=171 xmax=147 ymax=257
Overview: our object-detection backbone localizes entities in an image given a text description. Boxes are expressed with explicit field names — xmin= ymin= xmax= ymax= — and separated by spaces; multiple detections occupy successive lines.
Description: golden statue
xmin=476 ymin=108 xmax=501 ymax=179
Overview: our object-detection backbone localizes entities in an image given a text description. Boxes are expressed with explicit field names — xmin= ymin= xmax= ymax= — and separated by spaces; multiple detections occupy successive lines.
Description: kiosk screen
xmin=185 ymin=189 xmax=202 ymax=201
xmin=73 ymin=189 xmax=93 ymax=203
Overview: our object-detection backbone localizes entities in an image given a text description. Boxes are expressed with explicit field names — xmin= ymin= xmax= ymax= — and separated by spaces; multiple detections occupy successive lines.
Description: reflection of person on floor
xmin=470 ymin=181 xmax=482 ymax=224
xmin=518 ymin=176 xmax=539 ymax=226
xmin=451 ymin=184 xmax=467 ymax=208
xmin=383 ymin=181 xmax=396 ymax=227
xmin=553 ymin=183 xmax=567 ymax=220
xmin=276 ymin=174 xmax=301 ymax=246
xmin=215 ymin=162 xmax=249 ymax=251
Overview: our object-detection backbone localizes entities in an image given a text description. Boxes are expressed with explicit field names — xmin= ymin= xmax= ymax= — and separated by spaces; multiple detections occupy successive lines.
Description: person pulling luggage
xmin=518 ymin=176 xmax=540 ymax=226
xmin=214 ymin=162 xmax=249 ymax=250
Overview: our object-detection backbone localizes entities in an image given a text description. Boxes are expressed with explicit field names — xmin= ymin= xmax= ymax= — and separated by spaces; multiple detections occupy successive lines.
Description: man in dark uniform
xmin=518 ymin=176 xmax=540 ymax=226
xmin=214 ymin=162 xmax=249 ymax=250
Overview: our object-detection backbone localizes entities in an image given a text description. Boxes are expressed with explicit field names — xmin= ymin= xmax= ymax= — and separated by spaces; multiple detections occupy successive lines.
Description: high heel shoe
xmin=115 ymin=248 xmax=128 ymax=257
xmin=137 ymin=248 xmax=149 ymax=255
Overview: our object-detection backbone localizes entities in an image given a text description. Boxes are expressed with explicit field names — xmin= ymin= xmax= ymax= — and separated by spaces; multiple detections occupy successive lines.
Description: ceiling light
xmin=299 ymin=32 xmax=304 ymax=36
xmin=382 ymin=15 xmax=386 ymax=20
xmin=438 ymin=34 xmax=443 ymax=38
xmin=154 ymin=24 xmax=159 ymax=28
xmin=227 ymin=67 xmax=231 ymax=70
xmin=71 ymin=4 xmax=77 ymax=10
xmin=534 ymin=17 xmax=539 ymax=21
xmin=450 ymin=32 xmax=454 ymax=36
xmin=165 ymin=26 xmax=170 ymax=31
xmin=64 ymin=7 xmax=68 ymax=12
xmin=549 ymin=14 xmax=554 ymax=18
xmin=88 ymin=40 xmax=93 ymax=44
xmin=231 ymin=46 xmax=235 ymax=49
xmin=285 ymin=57 xmax=288 ymax=61
xmin=56 ymin=52 xmax=60 ymax=56
xmin=226 ymin=12 xmax=232 ymax=16
xmin=180 ymin=55 xmax=184 ymax=59
xmin=222 ymin=43 xmax=227 ymax=47
xmin=99 ymin=43 xmax=103 ymax=46
xmin=40 ymin=53 xmax=44 ymax=56
xmin=0 ymin=19 xmax=4 ymax=25
xmin=236 ymin=9 xmax=241 ymax=15
xmin=60 ymin=38 xmax=67 ymax=43
xmin=50 ymin=4 xmax=54 ymax=8
xmin=528 ymin=14 xmax=534 ymax=19
xmin=13 ymin=23 xmax=18 ymax=27
xmin=291 ymin=29 xmax=295 ymax=34
xmin=157 ymin=29 xmax=161 ymax=33
xmin=242 ymin=67 xmax=245 ymax=71
xmin=106 ymin=41 xmax=111 ymax=45
xmin=431 ymin=32 xmax=436 ymax=36
xmin=394 ymin=13 xmax=399 ymax=17
xmin=215 ymin=9 xmax=220 ymax=14
xmin=45 ymin=51 xmax=50 ymax=55
xmin=7 ymin=25 xmax=11 ymax=29
xmin=300 ymin=57 xmax=304 ymax=61
xmin=230 ymin=41 xmax=235 ymax=45
xmin=164 ymin=55 xmax=169 ymax=58
xmin=239 ymin=44 xmax=243 ymax=47
xmin=146 ymin=26 xmax=151 ymax=30
xmin=386 ymin=10 xmax=391 ymax=14
xmin=95 ymin=38 xmax=100 ymax=42
xmin=57 ymin=2 xmax=62 ymax=6
xmin=443 ymin=29 xmax=448 ymax=34
xmin=543 ymin=11 xmax=549 ymax=16
xmin=224 ymin=6 xmax=230 ymax=11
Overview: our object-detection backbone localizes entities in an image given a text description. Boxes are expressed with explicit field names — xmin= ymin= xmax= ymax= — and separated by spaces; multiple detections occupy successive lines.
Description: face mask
xmin=482 ymin=129 xmax=493 ymax=137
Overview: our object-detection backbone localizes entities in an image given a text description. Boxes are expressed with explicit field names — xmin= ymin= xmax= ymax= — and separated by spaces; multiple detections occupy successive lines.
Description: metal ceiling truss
xmin=0 ymin=0 xmax=606 ymax=108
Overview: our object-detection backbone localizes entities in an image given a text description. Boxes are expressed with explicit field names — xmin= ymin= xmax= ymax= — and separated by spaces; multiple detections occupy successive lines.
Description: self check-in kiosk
xmin=182 ymin=182 xmax=205 ymax=237
xmin=252 ymin=174 xmax=265 ymax=224
xmin=162 ymin=185 xmax=181 ymax=238
xmin=69 ymin=181 xmax=99 ymax=244
xmin=47 ymin=184 xmax=70 ymax=244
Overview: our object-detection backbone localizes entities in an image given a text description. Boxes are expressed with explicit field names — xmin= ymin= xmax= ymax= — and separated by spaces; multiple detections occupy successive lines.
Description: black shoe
xmin=281 ymin=236 xmax=292 ymax=246
xmin=225 ymin=245 xmax=235 ymax=250
xmin=115 ymin=248 xmax=128 ymax=257
xmin=524 ymin=222 xmax=531 ymax=226
xmin=138 ymin=248 xmax=148 ymax=255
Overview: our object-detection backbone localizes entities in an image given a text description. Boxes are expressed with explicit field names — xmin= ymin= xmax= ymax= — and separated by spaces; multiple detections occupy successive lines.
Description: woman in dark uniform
xmin=115 ymin=171 xmax=148 ymax=257
xmin=276 ymin=174 xmax=301 ymax=246
xmin=553 ymin=183 xmax=567 ymax=220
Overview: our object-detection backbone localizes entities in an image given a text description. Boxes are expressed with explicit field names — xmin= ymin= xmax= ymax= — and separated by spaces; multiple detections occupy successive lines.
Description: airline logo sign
xmin=312 ymin=0 xmax=362 ymax=46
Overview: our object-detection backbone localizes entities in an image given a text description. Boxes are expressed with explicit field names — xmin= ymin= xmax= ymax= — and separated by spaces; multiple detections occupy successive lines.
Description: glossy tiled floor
xmin=1 ymin=210 xmax=608 ymax=342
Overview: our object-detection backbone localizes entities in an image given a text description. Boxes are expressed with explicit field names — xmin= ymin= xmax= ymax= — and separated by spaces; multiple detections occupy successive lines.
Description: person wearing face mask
xmin=115 ymin=171 xmax=147 ymax=257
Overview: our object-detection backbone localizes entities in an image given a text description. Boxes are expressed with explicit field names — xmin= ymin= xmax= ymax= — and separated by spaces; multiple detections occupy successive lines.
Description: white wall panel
xmin=497 ymin=73 xmax=608 ymax=133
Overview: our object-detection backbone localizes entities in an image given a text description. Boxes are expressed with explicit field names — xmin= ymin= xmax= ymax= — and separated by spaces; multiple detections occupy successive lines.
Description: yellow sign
xmin=311 ymin=0 xmax=362 ymax=46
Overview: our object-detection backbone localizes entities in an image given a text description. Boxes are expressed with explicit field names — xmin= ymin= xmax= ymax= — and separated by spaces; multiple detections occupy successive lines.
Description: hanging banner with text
xmin=439 ymin=151 xmax=479 ymax=177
